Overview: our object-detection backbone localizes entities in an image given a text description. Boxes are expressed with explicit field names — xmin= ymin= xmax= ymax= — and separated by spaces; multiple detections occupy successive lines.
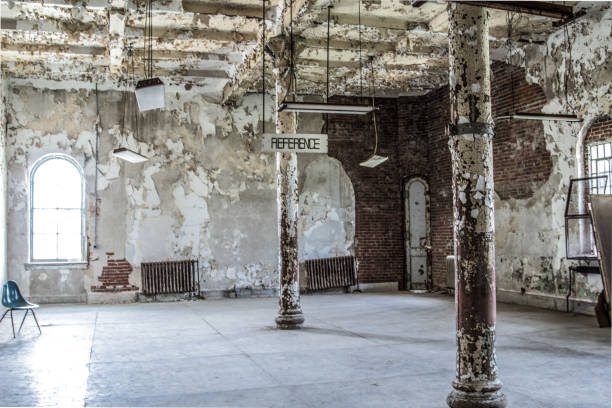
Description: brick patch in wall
xmin=91 ymin=252 xmax=139 ymax=292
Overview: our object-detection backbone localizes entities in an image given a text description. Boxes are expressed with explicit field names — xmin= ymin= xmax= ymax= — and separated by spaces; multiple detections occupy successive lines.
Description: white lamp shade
xmin=135 ymin=78 xmax=165 ymax=112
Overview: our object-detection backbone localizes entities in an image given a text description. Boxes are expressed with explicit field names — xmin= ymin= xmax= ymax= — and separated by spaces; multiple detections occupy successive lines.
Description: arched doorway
xmin=404 ymin=177 xmax=431 ymax=290
xmin=298 ymin=156 xmax=355 ymax=261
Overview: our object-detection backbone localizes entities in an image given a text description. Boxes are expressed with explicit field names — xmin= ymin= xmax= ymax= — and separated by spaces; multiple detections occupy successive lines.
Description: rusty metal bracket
xmin=449 ymin=122 xmax=495 ymax=137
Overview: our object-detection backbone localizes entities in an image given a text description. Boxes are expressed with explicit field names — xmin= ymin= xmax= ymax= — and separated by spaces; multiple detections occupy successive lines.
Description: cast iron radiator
xmin=141 ymin=259 xmax=199 ymax=296
xmin=304 ymin=256 xmax=357 ymax=291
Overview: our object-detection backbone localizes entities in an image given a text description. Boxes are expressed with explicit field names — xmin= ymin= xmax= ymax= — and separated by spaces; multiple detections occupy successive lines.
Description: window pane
xmin=33 ymin=234 xmax=57 ymax=260
xmin=591 ymin=146 xmax=598 ymax=159
xmin=33 ymin=158 xmax=81 ymax=209
xmin=598 ymin=160 xmax=607 ymax=174
xmin=598 ymin=144 xmax=605 ymax=158
xmin=590 ymin=160 xmax=597 ymax=177
xmin=58 ymin=234 xmax=82 ymax=260
xmin=57 ymin=210 xmax=81 ymax=235
xmin=33 ymin=209 xmax=57 ymax=234
xmin=605 ymin=144 xmax=611 ymax=157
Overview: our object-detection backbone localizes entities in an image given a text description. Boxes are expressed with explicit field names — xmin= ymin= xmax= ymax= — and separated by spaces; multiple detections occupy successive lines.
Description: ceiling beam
xmin=321 ymin=13 xmax=431 ymax=32
xmin=182 ymin=0 xmax=276 ymax=19
xmin=124 ymin=26 xmax=257 ymax=42
xmin=0 ymin=2 xmax=108 ymax=26
xmin=126 ymin=12 xmax=261 ymax=35
xmin=222 ymin=0 xmax=339 ymax=103
xmin=453 ymin=1 xmax=574 ymax=20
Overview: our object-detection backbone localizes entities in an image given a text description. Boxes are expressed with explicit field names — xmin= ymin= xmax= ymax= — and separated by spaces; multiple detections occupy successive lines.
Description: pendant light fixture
xmin=113 ymin=147 xmax=149 ymax=163
xmin=135 ymin=0 xmax=164 ymax=112
xmin=277 ymin=4 xmax=375 ymax=115
xmin=261 ymin=0 xmax=328 ymax=151
xmin=360 ymin=57 xmax=388 ymax=168
xmin=496 ymin=12 xmax=580 ymax=123
xmin=115 ymin=45 xmax=149 ymax=163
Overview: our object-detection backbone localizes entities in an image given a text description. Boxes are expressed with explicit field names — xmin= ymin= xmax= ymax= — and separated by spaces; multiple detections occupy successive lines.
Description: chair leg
xmin=31 ymin=309 xmax=41 ymax=334
xmin=18 ymin=309 xmax=29 ymax=334
xmin=10 ymin=309 xmax=15 ymax=338
xmin=0 ymin=309 xmax=9 ymax=324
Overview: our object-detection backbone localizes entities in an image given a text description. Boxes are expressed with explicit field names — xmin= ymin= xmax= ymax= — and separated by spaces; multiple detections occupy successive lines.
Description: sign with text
xmin=262 ymin=133 xmax=328 ymax=154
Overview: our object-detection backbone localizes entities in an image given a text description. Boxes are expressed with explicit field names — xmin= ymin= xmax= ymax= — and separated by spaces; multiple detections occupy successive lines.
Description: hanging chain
xmin=326 ymin=5 xmax=331 ymax=103
xmin=142 ymin=0 xmax=153 ymax=78
xmin=262 ymin=0 xmax=266 ymax=134
xmin=370 ymin=58 xmax=378 ymax=155
xmin=288 ymin=0 xmax=298 ymax=100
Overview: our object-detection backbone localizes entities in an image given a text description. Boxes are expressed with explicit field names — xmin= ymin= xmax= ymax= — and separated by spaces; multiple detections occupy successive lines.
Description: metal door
xmin=405 ymin=178 xmax=430 ymax=289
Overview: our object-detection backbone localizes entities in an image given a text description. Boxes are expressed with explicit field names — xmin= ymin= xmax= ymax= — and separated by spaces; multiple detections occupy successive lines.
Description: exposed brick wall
xmin=91 ymin=252 xmax=138 ymax=292
xmin=490 ymin=62 xmax=552 ymax=200
xmin=425 ymin=87 xmax=454 ymax=288
xmin=584 ymin=116 xmax=612 ymax=176
xmin=426 ymin=63 xmax=553 ymax=287
xmin=397 ymin=95 xmax=430 ymax=179
xmin=326 ymin=96 xmax=405 ymax=285
xmin=585 ymin=116 xmax=612 ymax=145
xmin=324 ymin=62 xmax=554 ymax=289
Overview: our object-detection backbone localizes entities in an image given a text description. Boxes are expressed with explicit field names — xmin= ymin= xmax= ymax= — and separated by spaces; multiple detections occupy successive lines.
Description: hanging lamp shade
xmin=278 ymin=101 xmax=375 ymax=115
xmin=135 ymin=77 xmax=165 ymax=112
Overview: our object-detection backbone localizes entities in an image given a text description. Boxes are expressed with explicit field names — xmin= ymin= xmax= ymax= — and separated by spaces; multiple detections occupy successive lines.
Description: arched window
xmin=30 ymin=155 xmax=84 ymax=262
xmin=585 ymin=116 xmax=612 ymax=194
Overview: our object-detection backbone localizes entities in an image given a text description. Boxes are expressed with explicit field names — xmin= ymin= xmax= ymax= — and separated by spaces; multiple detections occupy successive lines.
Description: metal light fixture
xmin=113 ymin=147 xmax=148 ymax=163
xmin=115 ymin=48 xmax=148 ymax=164
xmin=277 ymin=5 xmax=373 ymax=115
xmin=360 ymin=154 xmax=388 ymax=168
xmin=498 ymin=112 xmax=582 ymax=122
xmin=135 ymin=0 xmax=164 ymax=112
xmin=135 ymin=77 xmax=164 ymax=112
xmin=278 ymin=101 xmax=375 ymax=115
xmin=360 ymin=56 xmax=388 ymax=168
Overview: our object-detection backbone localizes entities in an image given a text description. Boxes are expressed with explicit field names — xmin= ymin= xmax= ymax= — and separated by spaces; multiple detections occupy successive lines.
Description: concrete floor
xmin=0 ymin=293 xmax=609 ymax=408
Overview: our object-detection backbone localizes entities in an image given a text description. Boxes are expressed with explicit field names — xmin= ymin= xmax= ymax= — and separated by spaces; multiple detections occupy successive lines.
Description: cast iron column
xmin=273 ymin=50 xmax=304 ymax=330
xmin=446 ymin=3 xmax=506 ymax=408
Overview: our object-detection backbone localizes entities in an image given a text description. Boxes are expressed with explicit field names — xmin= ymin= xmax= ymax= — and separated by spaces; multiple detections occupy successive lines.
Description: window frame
xmin=28 ymin=154 xmax=86 ymax=264
xmin=587 ymin=141 xmax=612 ymax=195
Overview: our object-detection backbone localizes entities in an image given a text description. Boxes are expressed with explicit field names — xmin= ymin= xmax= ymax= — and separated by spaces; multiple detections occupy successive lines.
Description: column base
xmin=275 ymin=312 xmax=304 ymax=330
xmin=447 ymin=389 xmax=507 ymax=408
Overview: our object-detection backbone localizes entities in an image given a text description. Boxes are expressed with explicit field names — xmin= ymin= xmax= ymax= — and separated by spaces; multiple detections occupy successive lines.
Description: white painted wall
xmin=298 ymin=156 xmax=355 ymax=261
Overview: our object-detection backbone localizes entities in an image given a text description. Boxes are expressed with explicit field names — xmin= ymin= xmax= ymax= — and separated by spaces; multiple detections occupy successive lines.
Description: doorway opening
xmin=404 ymin=177 xmax=431 ymax=290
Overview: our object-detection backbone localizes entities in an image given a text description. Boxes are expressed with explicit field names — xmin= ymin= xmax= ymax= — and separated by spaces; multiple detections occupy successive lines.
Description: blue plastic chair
xmin=0 ymin=281 xmax=41 ymax=338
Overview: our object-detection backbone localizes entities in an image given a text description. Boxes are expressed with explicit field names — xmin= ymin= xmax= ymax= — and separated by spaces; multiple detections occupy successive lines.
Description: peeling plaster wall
xmin=494 ymin=4 xmax=612 ymax=309
xmin=0 ymin=74 xmax=8 ymax=286
xmin=298 ymin=156 xmax=355 ymax=261
xmin=5 ymin=83 xmax=325 ymax=302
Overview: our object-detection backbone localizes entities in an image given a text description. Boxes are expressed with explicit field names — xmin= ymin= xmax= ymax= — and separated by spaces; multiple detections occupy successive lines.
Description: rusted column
xmin=271 ymin=37 xmax=304 ymax=330
xmin=446 ymin=3 xmax=506 ymax=408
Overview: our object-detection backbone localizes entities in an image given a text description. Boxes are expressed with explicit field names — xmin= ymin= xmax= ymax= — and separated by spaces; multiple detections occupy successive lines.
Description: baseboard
xmin=357 ymin=282 xmax=399 ymax=292
xmin=88 ymin=291 xmax=138 ymax=304
xmin=497 ymin=288 xmax=596 ymax=316
xmin=29 ymin=294 xmax=87 ymax=304
xmin=200 ymin=288 xmax=278 ymax=299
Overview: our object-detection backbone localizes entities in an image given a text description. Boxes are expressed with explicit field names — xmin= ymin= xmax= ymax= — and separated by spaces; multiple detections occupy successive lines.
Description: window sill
xmin=25 ymin=262 xmax=88 ymax=271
